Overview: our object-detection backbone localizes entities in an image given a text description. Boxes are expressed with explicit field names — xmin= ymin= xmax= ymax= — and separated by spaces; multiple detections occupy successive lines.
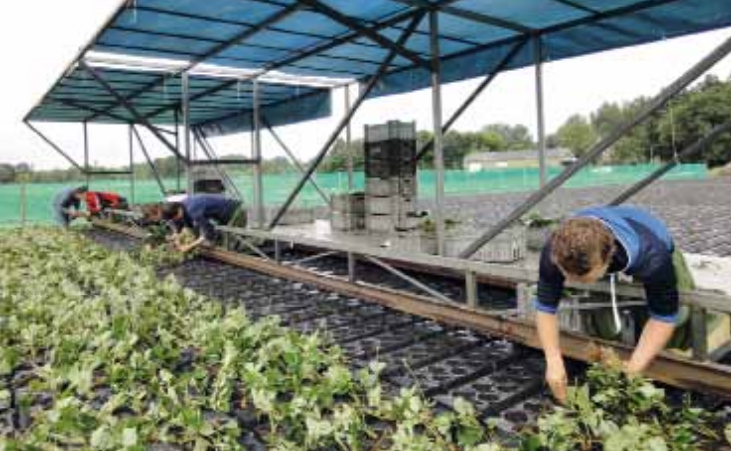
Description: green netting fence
xmin=0 ymin=163 xmax=708 ymax=226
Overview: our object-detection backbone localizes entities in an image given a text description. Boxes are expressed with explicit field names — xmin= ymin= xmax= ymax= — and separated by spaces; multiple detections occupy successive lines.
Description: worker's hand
xmin=545 ymin=357 xmax=568 ymax=405
xmin=623 ymin=359 xmax=644 ymax=376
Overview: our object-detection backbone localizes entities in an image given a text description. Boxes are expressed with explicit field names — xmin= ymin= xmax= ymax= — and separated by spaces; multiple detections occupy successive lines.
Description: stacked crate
xmin=331 ymin=192 xmax=366 ymax=231
xmin=364 ymin=121 xmax=418 ymax=233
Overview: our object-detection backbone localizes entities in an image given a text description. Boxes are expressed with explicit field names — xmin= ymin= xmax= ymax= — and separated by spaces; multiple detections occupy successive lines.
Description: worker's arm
xmin=536 ymin=311 xmax=568 ymax=404
xmin=535 ymin=243 xmax=569 ymax=403
xmin=626 ymin=319 xmax=675 ymax=374
xmin=627 ymin=252 xmax=680 ymax=374
xmin=178 ymin=235 xmax=206 ymax=254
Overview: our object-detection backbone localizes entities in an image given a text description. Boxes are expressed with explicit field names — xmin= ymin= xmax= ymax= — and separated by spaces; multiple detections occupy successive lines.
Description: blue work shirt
xmin=535 ymin=206 xmax=679 ymax=323
xmin=174 ymin=194 xmax=240 ymax=240
xmin=52 ymin=187 xmax=80 ymax=226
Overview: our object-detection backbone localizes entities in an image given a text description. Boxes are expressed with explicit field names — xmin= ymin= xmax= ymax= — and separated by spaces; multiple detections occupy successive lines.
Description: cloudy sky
xmin=2 ymin=0 xmax=731 ymax=170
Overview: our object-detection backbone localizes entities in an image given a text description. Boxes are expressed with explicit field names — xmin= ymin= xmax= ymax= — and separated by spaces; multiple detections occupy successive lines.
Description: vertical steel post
xmin=535 ymin=36 xmax=548 ymax=188
xmin=19 ymin=177 xmax=27 ymax=227
xmin=128 ymin=124 xmax=135 ymax=204
xmin=182 ymin=72 xmax=192 ymax=194
xmin=347 ymin=252 xmax=357 ymax=283
xmin=345 ymin=84 xmax=354 ymax=192
xmin=83 ymin=122 xmax=90 ymax=187
xmin=253 ymin=79 xmax=265 ymax=228
xmin=175 ymin=110 xmax=181 ymax=192
xmin=429 ymin=11 xmax=446 ymax=256
xmin=465 ymin=270 xmax=478 ymax=308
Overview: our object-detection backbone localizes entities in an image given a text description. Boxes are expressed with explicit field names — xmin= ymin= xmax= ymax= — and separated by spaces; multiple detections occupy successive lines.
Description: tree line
xmin=3 ymin=75 xmax=730 ymax=184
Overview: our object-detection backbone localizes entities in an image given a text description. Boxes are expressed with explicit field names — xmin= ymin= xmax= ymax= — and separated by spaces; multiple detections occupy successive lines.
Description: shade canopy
xmin=27 ymin=0 xmax=731 ymax=132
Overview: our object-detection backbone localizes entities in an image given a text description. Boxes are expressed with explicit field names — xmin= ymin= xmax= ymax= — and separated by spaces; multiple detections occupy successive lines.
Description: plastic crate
xmin=366 ymin=214 xmax=393 ymax=233
xmin=331 ymin=192 xmax=365 ymax=215
xmin=365 ymin=120 xmax=416 ymax=143
xmin=331 ymin=212 xmax=365 ymax=231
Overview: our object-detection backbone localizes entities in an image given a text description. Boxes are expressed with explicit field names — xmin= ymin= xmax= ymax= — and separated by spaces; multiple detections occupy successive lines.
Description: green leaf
xmin=122 ymin=428 xmax=138 ymax=448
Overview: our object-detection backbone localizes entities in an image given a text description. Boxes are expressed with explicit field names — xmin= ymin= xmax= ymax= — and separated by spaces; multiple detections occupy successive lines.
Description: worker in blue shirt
xmin=161 ymin=194 xmax=246 ymax=253
xmin=535 ymin=206 xmax=692 ymax=404
xmin=52 ymin=186 xmax=86 ymax=226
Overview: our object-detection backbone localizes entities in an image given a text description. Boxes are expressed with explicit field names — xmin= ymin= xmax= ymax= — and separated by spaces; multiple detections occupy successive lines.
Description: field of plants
xmin=1 ymin=227 xmax=730 ymax=450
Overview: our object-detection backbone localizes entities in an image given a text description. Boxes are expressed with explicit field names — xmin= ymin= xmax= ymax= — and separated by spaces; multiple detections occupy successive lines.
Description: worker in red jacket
xmin=68 ymin=189 xmax=129 ymax=219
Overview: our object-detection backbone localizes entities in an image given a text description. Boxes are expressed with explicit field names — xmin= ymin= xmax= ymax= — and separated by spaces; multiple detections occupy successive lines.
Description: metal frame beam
xmin=86 ymin=2 xmax=303 ymax=123
xmin=24 ymin=121 xmax=84 ymax=172
xmin=387 ymin=0 xmax=533 ymax=34
xmin=364 ymin=255 xmax=453 ymax=303
xmin=429 ymin=10 xmax=447 ymax=256
xmin=458 ymin=33 xmax=731 ymax=259
xmin=344 ymin=84 xmax=354 ymax=191
xmin=131 ymin=125 xmax=167 ymax=196
xmin=268 ymin=12 xmax=427 ymax=230
xmin=299 ymin=0 xmax=430 ymax=70
xmin=262 ymin=116 xmax=331 ymax=205
xmin=83 ymin=121 xmax=90 ymax=186
xmin=535 ymin=36 xmax=548 ymax=188
xmin=252 ymin=79 xmax=265 ymax=228
xmin=148 ymin=8 xmax=429 ymax=120
xmin=416 ymin=39 xmax=528 ymax=161
xmin=78 ymin=60 xmax=188 ymax=164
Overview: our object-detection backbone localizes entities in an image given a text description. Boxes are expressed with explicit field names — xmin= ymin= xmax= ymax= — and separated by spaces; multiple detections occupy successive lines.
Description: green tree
xmin=555 ymin=114 xmax=597 ymax=157
xmin=0 ymin=164 xmax=16 ymax=184
xmin=480 ymin=123 xmax=533 ymax=150
xmin=655 ymin=75 xmax=731 ymax=167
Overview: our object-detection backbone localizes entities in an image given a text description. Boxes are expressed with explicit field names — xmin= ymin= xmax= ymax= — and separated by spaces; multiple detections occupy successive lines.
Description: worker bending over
xmin=53 ymin=186 xmax=128 ymax=224
xmin=52 ymin=186 xmax=86 ymax=227
xmin=535 ymin=206 xmax=691 ymax=404
xmin=161 ymin=194 xmax=246 ymax=254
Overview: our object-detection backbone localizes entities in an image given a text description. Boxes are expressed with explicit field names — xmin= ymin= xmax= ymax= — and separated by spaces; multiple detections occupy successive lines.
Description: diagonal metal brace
xmin=78 ymin=60 xmax=188 ymax=164
xmin=299 ymin=0 xmax=431 ymax=70
xmin=25 ymin=121 xmax=85 ymax=172
xmin=267 ymin=11 xmax=427 ymax=230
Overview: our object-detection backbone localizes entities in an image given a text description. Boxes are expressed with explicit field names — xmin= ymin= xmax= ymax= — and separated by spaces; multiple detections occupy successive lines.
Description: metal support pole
xmin=345 ymin=84 xmax=354 ymax=192
xmin=609 ymin=117 xmax=731 ymax=206
xmin=347 ymin=252 xmax=356 ymax=283
xmin=128 ymin=124 xmax=135 ymax=204
xmin=416 ymin=39 xmax=528 ymax=161
xmin=268 ymin=12 xmax=425 ymax=230
xmin=465 ymin=270 xmax=478 ymax=308
xmin=253 ymin=79 xmax=265 ymax=228
xmin=459 ymin=34 xmax=731 ymax=259
xmin=175 ymin=111 xmax=181 ymax=192
xmin=691 ymin=307 xmax=709 ymax=361
xmin=83 ymin=122 xmax=90 ymax=187
xmin=25 ymin=121 xmax=84 ymax=172
xmin=274 ymin=240 xmax=282 ymax=264
xmin=182 ymin=71 xmax=193 ymax=194
xmin=19 ymin=177 xmax=27 ymax=227
xmin=430 ymin=11 xmax=447 ymax=257
xmin=131 ymin=126 xmax=167 ymax=197
xmin=263 ymin=117 xmax=330 ymax=205
xmin=535 ymin=36 xmax=548 ymax=188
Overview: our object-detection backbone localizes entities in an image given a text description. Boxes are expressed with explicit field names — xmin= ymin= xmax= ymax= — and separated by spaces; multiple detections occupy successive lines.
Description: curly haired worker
xmin=535 ymin=206 xmax=693 ymax=404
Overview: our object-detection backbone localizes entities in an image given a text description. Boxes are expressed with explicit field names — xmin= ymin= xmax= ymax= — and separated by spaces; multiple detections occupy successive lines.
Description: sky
xmin=2 ymin=1 xmax=731 ymax=170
